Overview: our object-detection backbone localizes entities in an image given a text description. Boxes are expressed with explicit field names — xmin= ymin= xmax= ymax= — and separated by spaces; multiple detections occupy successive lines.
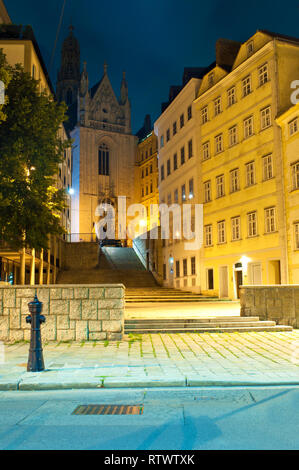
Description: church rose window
xmin=99 ymin=143 xmax=110 ymax=176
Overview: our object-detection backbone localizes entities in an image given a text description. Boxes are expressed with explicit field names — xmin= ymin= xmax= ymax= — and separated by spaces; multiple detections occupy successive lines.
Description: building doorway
xmin=250 ymin=263 xmax=262 ymax=285
xmin=234 ymin=263 xmax=243 ymax=299
xmin=219 ymin=266 xmax=229 ymax=297
xmin=207 ymin=268 xmax=214 ymax=290
xmin=269 ymin=260 xmax=281 ymax=284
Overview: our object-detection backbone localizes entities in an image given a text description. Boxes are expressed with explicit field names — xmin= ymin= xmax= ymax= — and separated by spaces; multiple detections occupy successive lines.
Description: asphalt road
xmin=0 ymin=386 xmax=298 ymax=450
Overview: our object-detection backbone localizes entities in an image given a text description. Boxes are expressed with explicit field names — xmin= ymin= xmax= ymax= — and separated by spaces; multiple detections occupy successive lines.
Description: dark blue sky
xmin=6 ymin=0 xmax=299 ymax=133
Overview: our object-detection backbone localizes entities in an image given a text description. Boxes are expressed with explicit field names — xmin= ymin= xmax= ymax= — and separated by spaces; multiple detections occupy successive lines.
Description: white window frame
xmin=204 ymin=180 xmax=212 ymax=203
xmin=216 ymin=174 xmax=225 ymax=198
xmin=262 ymin=154 xmax=273 ymax=180
xmin=242 ymin=75 xmax=252 ymax=97
xmin=230 ymin=168 xmax=240 ymax=193
xmin=291 ymin=161 xmax=299 ymax=190
xmin=246 ymin=161 xmax=256 ymax=186
xmin=248 ymin=211 xmax=258 ymax=237
xmin=231 ymin=216 xmax=241 ymax=241
xmin=229 ymin=125 xmax=238 ymax=146
xmin=261 ymin=106 xmax=271 ymax=130
xmin=215 ymin=134 xmax=223 ymax=154
xmin=204 ymin=224 xmax=213 ymax=246
xmin=227 ymin=86 xmax=236 ymax=106
xmin=244 ymin=116 xmax=254 ymax=139
xmin=264 ymin=207 xmax=276 ymax=233
xmin=217 ymin=220 xmax=226 ymax=244
xmin=214 ymin=96 xmax=222 ymax=116
xmin=202 ymin=141 xmax=210 ymax=160
xmin=201 ymin=106 xmax=208 ymax=124
xmin=258 ymin=63 xmax=269 ymax=86
xmin=289 ymin=118 xmax=299 ymax=136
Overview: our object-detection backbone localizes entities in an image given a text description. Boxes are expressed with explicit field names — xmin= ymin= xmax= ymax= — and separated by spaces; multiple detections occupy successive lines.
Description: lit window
xmin=242 ymin=75 xmax=252 ymax=97
xmin=265 ymin=207 xmax=276 ymax=233
xmin=229 ymin=125 xmax=238 ymax=146
xmin=217 ymin=220 xmax=226 ymax=244
xmin=231 ymin=216 xmax=241 ymax=241
xmin=230 ymin=168 xmax=240 ymax=193
xmin=246 ymin=161 xmax=256 ymax=186
xmin=244 ymin=116 xmax=254 ymax=138
xmin=248 ymin=211 xmax=257 ymax=237
xmin=289 ymin=118 xmax=299 ymax=136
xmin=258 ymin=63 xmax=269 ymax=86
xmin=227 ymin=86 xmax=236 ymax=106
xmin=216 ymin=174 xmax=225 ymax=198
xmin=261 ymin=106 xmax=271 ymax=130
xmin=215 ymin=134 xmax=223 ymax=153
xmin=204 ymin=225 xmax=212 ymax=246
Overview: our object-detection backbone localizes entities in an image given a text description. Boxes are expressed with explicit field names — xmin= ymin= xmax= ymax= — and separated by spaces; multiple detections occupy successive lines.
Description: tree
xmin=0 ymin=48 xmax=11 ymax=122
xmin=0 ymin=54 xmax=71 ymax=250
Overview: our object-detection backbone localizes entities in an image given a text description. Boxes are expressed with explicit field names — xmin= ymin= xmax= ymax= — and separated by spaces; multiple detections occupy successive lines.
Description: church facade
xmin=57 ymin=27 xmax=137 ymax=242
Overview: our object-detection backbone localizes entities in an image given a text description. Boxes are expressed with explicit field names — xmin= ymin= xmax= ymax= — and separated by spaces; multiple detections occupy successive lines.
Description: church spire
xmin=120 ymin=70 xmax=128 ymax=104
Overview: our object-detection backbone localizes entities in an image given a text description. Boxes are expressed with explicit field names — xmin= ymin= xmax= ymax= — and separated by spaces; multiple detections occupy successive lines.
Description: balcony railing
xmin=66 ymin=233 xmax=98 ymax=243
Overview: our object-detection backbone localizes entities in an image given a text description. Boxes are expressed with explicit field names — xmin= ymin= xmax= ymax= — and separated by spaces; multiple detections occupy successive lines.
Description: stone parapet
xmin=0 ymin=284 xmax=125 ymax=343
xmin=240 ymin=285 xmax=299 ymax=328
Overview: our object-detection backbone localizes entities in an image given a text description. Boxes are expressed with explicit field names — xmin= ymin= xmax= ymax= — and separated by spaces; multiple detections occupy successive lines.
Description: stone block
xmin=89 ymin=332 xmax=107 ymax=341
xmin=75 ymin=321 xmax=89 ymax=341
xmin=21 ymin=298 xmax=30 ymax=316
xmin=42 ymin=316 xmax=57 ymax=341
xmin=9 ymin=329 xmax=24 ymax=342
xmin=82 ymin=300 xmax=98 ymax=320
xmin=74 ymin=287 xmax=89 ymax=299
xmin=50 ymin=300 xmax=68 ymax=315
xmin=99 ymin=299 xmax=124 ymax=309
xmin=97 ymin=308 xmax=110 ymax=320
xmin=3 ymin=308 xmax=10 ymax=316
xmin=0 ymin=300 xmax=3 ymax=315
xmin=16 ymin=288 xmax=35 ymax=298
xmin=57 ymin=329 xmax=75 ymax=342
xmin=62 ymin=288 xmax=74 ymax=299
xmin=36 ymin=289 xmax=50 ymax=303
xmin=104 ymin=287 xmax=124 ymax=299
xmin=110 ymin=309 xmax=124 ymax=320
xmin=102 ymin=320 xmax=122 ymax=333
xmin=107 ymin=332 xmax=123 ymax=341
xmin=88 ymin=320 xmax=102 ymax=332
xmin=69 ymin=300 xmax=81 ymax=320
xmin=57 ymin=315 xmax=70 ymax=329
xmin=24 ymin=330 xmax=31 ymax=342
xmin=0 ymin=317 xmax=9 ymax=341
xmin=89 ymin=287 xmax=105 ymax=299
xmin=0 ymin=289 xmax=3 ymax=300
xmin=50 ymin=288 xmax=62 ymax=299
xmin=3 ymin=289 xmax=15 ymax=308
xmin=9 ymin=312 xmax=21 ymax=329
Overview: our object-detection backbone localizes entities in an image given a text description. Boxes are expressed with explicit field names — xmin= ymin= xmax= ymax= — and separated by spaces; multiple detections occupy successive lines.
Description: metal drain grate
xmin=72 ymin=405 xmax=143 ymax=415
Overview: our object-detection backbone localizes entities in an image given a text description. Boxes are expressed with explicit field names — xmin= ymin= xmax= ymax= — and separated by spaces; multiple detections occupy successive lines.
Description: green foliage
xmin=0 ymin=49 xmax=12 ymax=122
xmin=0 ymin=56 xmax=72 ymax=250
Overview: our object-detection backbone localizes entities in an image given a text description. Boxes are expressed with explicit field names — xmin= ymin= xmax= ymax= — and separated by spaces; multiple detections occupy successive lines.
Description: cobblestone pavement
xmin=1 ymin=330 xmax=299 ymax=390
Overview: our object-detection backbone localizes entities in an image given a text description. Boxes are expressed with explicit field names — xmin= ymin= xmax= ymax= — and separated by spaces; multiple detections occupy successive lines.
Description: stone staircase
xmin=126 ymin=287 xmax=220 ymax=303
xmin=124 ymin=317 xmax=293 ymax=334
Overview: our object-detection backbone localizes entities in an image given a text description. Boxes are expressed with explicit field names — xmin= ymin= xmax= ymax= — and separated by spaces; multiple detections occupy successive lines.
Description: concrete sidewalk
xmin=0 ymin=330 xmax=299 ymax=390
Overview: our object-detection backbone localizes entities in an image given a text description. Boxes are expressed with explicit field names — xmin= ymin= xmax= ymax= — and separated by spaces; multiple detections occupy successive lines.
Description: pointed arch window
xmin=99 ymin=143 xmax=110 ymax=176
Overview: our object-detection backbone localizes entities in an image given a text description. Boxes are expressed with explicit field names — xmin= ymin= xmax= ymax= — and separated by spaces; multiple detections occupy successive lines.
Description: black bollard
xmin=26 ymin=294 xmax=46 ymax=372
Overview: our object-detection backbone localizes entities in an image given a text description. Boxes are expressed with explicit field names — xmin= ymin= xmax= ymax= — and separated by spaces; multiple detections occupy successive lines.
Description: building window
xmin=265 ymin=207 xmax=276 ymax=233
xmin=181 ymin=146 xmax=185 ymax=165
xmin=146 ymin=186 xmax=149 ymax=196
xmin=183 ymin=259 xmax=188 ymax=277
xmin=150 ymin=182 xmax=153 ymax=193
xmin=247 ymin=40 xmax=254 ymax=56
xmin=231 ymin=216 xmax=241 ymax=241
xmin=230 ymin=168 xmax=240 ymax=193
xmin=174 ymin=188 xmax=178 ymax=203
xmin=248 ymin=211 xmax=257 ymax=237
xmin=98 ymin=143 xmax=110 ymax=176
xmin=246 ymin=161 xmax=256 ymax=186
xmin=242 ymin=75 xmax=252 ymax=97
xmin=176 ymin=260 xmax=180 ymax=278
xmin=263 ymin=154 xmax=273 ymax=180
xmin=208 ymin=72 xmax=214 ymax=87
xmin=215 ymin=134 xmax=223 ymax=154
xmin=167 ymin=193 xmax=172 ymax=205
xmin=166 ymin=129 xmax=170 ymax=142
xmin=160 ymin=135 xmax=164 ymax=148
xmin=167 ymin=159 xmax=171 ymax=176
xmin=291 ymin=161 xmax=299 ymax=190
xmin=201 ymin=106 xmax=208 ymax=124
xmin=173 ymin=121 xmax=177 ymax=136
xmin=161 ymin=164 xmax=165 ymax=181
xmin=258 ymin=63 xmax=269 ymax=86
xmin=214 ymin=96 xmax=222 ymax=116
xmin=204 ymin=180 xmax=212 ymax=202
xmin=202 ymin=141 xmax=210 ymax=160
xmin=191 ymin=257 xmax=196 ymax=275
xmin=217 ymin=220 xmax=226 ymax=244
xmin=188 ymin=139 xmax=193 ymax=159
xmin=141 ymin=187 xmax=144 ymax=198
xmin=187 ymin=105 xmax=192 ymax=120
xmin=229 ymin=125 xmax=238 ymax=146
xmin=261 ymin=106 xmax=271 ymax=130
xmin=289 ymin=118 xmax=299 ymax=136
xmin=180 ymin=114 xmax=185 ymax=128
xmin=146 ymin=167 xmax=149 ymax=176
xmin=181 ymin=184 xmax=186 ymax=202
xmin=244 ymin=116 xmax=254 ymax=138
xmin=150 ymin=164 xmax=153 ymax=174
xmin=207 ymin=269 xmax=214 ymax=290
xmin=173 ymin=153 xmax=178 ymax=170
xmin=204 ymin=225 xmax=212 ymax=246
xmin=294 ymin=223 xmax=299 ymax=249
xmin=189 ymin=178 xmax=194 ymax=199
xmin=216 ymin=174 xmax=225 ymax=198
xmin=227 ymin=86 xmax=236 ymax=106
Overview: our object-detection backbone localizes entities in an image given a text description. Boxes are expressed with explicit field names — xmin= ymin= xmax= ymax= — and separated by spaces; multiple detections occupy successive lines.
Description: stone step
xmin=125 ymin=316 xmax=260 ymax=324
xmin=125 ymin=321 xmax=277 ymax=329
xmin=125 ymin=298 xmax=228 ymax=303
xmin=124 ymin=325 xmax=293 ymax=334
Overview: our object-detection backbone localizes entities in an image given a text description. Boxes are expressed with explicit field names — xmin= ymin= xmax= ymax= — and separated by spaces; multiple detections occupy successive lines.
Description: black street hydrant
xmin=26 ymin=294 xmax=46 ymax=372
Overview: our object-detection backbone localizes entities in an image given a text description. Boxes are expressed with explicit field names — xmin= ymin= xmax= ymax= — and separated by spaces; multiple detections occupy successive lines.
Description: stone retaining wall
xmin=0 ymin=284 xmax=125 ymax=343
xmin=240 ymin=285 xmax=299 ymax=328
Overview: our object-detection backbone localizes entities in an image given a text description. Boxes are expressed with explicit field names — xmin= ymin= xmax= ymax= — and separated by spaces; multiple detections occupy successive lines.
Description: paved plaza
xmin=1 ymin=329 xmax=299 ymax=390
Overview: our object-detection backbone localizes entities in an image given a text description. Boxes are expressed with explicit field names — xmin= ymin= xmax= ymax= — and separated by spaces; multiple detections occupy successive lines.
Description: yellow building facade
xmin=277 ymin=101 xmax=299 ymax=284
xmin=194 ymin=31 xmax=299 ymax=299
xmin=0 ymin=26 xmax=72 ymax=285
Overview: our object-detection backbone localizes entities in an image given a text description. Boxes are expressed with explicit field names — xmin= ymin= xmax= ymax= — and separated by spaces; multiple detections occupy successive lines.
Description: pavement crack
xmin=15 ymin=400 xmax=48 ymax=426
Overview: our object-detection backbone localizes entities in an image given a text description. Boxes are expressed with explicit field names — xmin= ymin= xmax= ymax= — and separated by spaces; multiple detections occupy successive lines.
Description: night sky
xmin=6 ymin=0 xmax=299 ymax=133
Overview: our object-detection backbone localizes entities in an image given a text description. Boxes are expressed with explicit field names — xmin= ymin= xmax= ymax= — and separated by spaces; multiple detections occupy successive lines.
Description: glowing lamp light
xmin=140 ymin=220 xmax=147 ymax=227
xmin=169 ymin=256 xmax=174 ymax=265
xmin=68 ymin=188 xmax=75 ymax=195
xmin=189 ymin=193 xmax=194 ymax=200
xmin=240 ymin=255 xmax=251 ymax=273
